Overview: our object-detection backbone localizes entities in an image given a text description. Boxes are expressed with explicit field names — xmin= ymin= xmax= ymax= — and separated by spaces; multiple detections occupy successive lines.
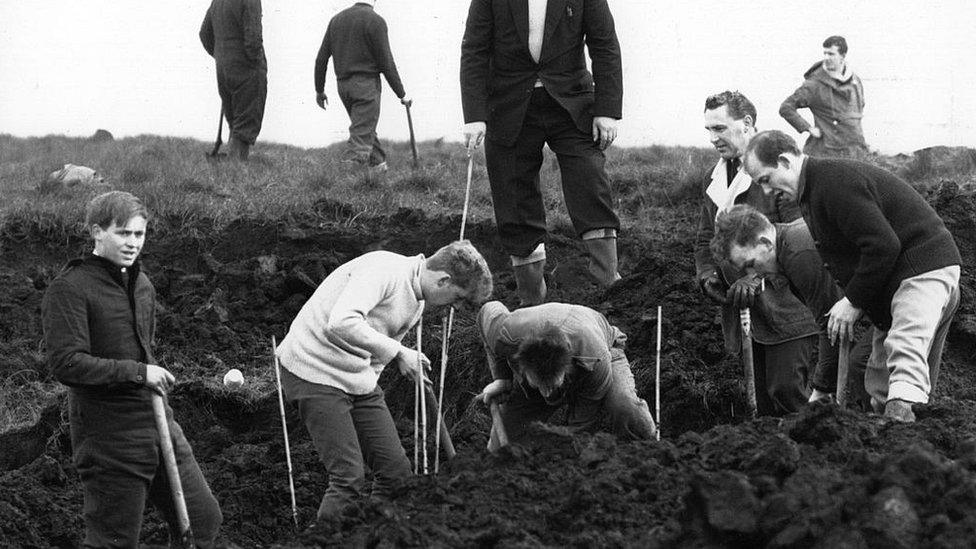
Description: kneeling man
xmin=477 ymin=301 xmax=656 ymax=451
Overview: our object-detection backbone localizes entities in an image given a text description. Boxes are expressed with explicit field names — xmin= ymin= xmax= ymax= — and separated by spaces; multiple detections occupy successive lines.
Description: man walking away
xmin=315 ymin=0 xmax=411 ymax=175
xmin=200 ymin=0 xmax=268 ymax=161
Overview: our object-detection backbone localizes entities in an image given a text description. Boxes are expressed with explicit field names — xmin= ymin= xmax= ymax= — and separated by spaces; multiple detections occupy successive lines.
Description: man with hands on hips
xmin=460 ymin=0 xmax=625 ymax=306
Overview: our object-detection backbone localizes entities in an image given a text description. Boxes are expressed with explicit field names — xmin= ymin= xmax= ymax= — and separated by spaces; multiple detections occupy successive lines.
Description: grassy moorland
xmin=0 ymin=132 xmax=971 ymax=436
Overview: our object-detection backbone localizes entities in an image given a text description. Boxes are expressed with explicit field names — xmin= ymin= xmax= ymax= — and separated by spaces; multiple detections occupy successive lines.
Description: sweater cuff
xmin=132 ymin=361 xmax=148 ymax=385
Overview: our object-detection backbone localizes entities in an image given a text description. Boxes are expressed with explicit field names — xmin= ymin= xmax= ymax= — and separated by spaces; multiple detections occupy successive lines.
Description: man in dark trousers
xmin=460 ymin=0 xmax=624 ymax=305
xmin=743 ymin=130 xmax=961 ymax=422
xmin=315 ymin=0 xmax=411 ymax=175
xmin=200 ymin=0 xmax=268 ymax=161
xmin=42 ymin=191 xmax=222 ymax=546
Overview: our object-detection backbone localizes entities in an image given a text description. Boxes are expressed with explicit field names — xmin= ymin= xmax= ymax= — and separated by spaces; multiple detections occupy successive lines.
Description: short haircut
xmin=710 ymin=204 xmax=774 ymax=263
xmin=704 ymin=90 xmax=757 ymax=123
xmin=427 ymin=240 xmax=493 ymax=305
xmin=823 ymin=35 xmax=848 ymax=55
xmin=512 ymin=324 xmax=572 ymax=384
xmin=745 ymin=130 xmax=801 ymax=167
xmin=85 ymin=191 xmax=149 ymax=230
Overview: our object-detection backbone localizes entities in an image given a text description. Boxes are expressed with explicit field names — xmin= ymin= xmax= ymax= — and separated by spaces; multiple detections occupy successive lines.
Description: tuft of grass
xmin=0 ymin=369 xmax=65 ymax=432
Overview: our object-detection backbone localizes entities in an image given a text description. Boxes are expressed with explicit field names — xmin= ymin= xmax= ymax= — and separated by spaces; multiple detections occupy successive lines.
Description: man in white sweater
xmin=276 ymin=240 xmax=493 ymax=522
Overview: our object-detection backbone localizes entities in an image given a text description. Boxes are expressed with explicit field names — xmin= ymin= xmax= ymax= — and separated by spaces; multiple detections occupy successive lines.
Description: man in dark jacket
xmin=744 ymin=130 xmax=961 ymax=422
xmin=697 ymin=91 xmax=817 ymax=415
xmin=460 ymin=0 xmax=624 ymax=305
xmin=477 ymin=301 xmax=656 ymax=451
xmin=200 ymin=0 xmax=268 ymax=161
xmin=315 ymin=0 xmax=410 ymax=174
xmin=42 ymin=191 xmax=222 ymax=546
xmin=779 ymin=35 xmax=867 ymax=157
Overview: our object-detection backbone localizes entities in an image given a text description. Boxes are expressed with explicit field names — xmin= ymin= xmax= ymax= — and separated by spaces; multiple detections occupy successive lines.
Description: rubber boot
xmin=584 ymin=237 xmax=622 ymax=287
xmin=513 ymin=260 xmax=547 ymax=307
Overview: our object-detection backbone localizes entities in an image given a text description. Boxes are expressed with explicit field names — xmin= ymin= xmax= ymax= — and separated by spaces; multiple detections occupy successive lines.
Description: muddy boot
xmin=583 ymin=234 xmax=622 ymax=287
xmin=228 ymin=136 xmax=251 ymax=161
xmin=884 ymin=399 xmax=916 ymax=422
xmin=512 ymin=260 xmax=546 ymax=306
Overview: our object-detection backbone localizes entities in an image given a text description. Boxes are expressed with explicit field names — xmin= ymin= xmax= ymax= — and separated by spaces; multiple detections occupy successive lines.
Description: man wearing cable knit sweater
xmin=275 ymin=241 xmax=492 ymax=523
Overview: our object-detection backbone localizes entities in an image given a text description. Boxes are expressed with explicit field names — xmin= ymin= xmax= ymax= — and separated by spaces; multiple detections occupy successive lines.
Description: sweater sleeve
xmin=42 ymin=277 xmax=147 ymax=388
xmin=199 ymin=5 xmax=215 ymax=56
xmin=243 ymin=0 xmax=264 ymax=65
xmin=573 ymin=327 xmax=613 ymax=402
xmin=779 ymin=82 xmax=813 ymax=133
xmin=477 ymin=301 xmax=513 ymax=380
xmin=314 ymin=25 xmax=332 ymax=94
xmin=326 ymin=270 xmax=406 ymax=367
xmin=459 ymin=0 xmax=493 ymax=123
xmin=371 ymin=18 xmax=405 ymax=98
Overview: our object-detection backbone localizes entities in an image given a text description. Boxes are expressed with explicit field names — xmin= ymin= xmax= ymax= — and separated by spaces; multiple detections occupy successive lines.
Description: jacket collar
xmin=82 ymin=253 xmax=141 ymax=287
xmin=705 ymin=156 xmax=753 ymax=219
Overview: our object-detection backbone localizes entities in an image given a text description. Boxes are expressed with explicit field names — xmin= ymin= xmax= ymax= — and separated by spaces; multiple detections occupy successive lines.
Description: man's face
xmin=744 ymin=152 xmax=800 ymax=197
xmin=823 ymin=45 xmax=845 ymax=72
xmin=704 ymin=105 xmax=752 ymax=160
xmin=426 ymin=278 xmax=474 ymax=309
xmin=523 ymin=369 xmax=565 ymax=399
xmin=728 ymin=238 xmax=777 ymax=275
xmin=93 ymin=215 xmax=147 ymax=267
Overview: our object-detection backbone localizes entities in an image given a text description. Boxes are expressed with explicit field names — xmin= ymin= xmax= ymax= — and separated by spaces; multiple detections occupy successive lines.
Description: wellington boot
xmin=584 ymin=237 xmax=622 ymax=287
xmin=513 ymin=260 xmax=547 ymax=307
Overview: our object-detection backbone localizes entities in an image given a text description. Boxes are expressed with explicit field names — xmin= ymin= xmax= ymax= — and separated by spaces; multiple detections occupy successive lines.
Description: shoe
xmin=884 ymin=399 xmax=916 ymax=423
xmin=808 ymin=388 xmax=834 ymax=403
xmin=583 ymin=236 xmax=622 ymax=287
xmin=512 ymin=260 xmax=547 ymax=306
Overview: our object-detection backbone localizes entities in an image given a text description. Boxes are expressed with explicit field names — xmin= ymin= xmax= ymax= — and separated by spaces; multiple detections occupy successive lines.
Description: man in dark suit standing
xmin=460 ymin=0 xmax=623 ymax=306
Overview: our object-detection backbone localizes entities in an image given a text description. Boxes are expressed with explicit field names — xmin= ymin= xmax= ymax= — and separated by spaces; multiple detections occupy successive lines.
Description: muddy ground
xmin=2 ymin=181 xmax=976 ymax=548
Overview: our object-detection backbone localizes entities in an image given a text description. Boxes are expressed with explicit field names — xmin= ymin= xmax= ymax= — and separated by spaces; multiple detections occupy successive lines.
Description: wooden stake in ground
xmin=271 ymin=336 xmax=299 ymax=529
xmin=836 ymin=336 xmax=851 ymax=407
xmin=489 ymin=402 xmax=509 ymax=448
xmin=417 ymin=323 xmax=428 ymax=474
xmin=739 ymin=308 xmax=758 ymax=419
xmin=151 ymin=393 xmax=195 ymax=548
xmin=655 ymin=305 xmax=662 ymax=441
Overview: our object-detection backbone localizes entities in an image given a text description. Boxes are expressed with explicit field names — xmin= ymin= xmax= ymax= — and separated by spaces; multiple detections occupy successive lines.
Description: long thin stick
xmin=836 ymin=336 xmax=851 ymax=407
xmin=405 ymin=103 xmax=418 ymax=167
xmin=271 ymin=336 xmax=299 ymax=529
xmin=489 ymin=402 xmax=509 ymax=448
xmin=655 ymin=305 xmax=662 ymax=441
xmin=459 ymin=154 xmax=473 ymax=240
xmin=739 ymin=309 xmax=758 ymax=419
xmin=417 ymin=323 xmax=428 ymax=474
xmin=413 ymin=355 xmax=420 ymax=475
xmin=152 ymin=393 xmax=195 ymax=547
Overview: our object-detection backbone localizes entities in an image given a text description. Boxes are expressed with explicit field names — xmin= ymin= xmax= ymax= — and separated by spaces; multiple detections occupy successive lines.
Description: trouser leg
xmin=217 ymin=62 xmax=266 ymax=145
xmin=280 ymin=368 xmax=365 ymax=519
xmin=338 ymin=75 xmax=383 ymax=166
xmin=147 ymin=420 xmax=222 ymax=548
xmin=601 ymin=347 xmax=656 ymax=439
xmin=350 ymin=387 xmax=411 ymax=499
xmin=755 ymin=336 xmax=814 ymax=415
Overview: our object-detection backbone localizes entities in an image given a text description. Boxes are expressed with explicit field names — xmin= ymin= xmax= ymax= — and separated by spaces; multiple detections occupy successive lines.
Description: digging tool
xmin=405 ymin=101 xmax=418 ymax=167
xmin=836 ymin=336 xmax=851 ymax=408
xmin=271 ymin=336 xmax=299 ymax=529
xmin=489 ymin=402 xmax=509 ymax=449
xmin=207 ymin=106 xmax=224 ymax=158
xmin=655 ymin=305 xmax=662 ymax=441
xmin=739 ymin=308 xmax=758 ymax=419
xmin=151 ymin=393 xmax=195 ymax=547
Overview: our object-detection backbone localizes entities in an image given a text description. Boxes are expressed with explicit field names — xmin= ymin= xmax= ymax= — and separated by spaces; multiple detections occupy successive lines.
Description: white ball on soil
xmin=223 ymin=368 xmax=244 ymax=389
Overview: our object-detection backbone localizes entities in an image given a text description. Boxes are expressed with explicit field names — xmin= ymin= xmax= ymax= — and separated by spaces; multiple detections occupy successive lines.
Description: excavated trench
xmin=2 ymin=187 xmax=976 ymax=547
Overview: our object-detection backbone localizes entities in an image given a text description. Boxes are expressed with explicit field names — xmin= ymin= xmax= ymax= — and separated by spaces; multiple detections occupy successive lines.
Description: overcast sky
xmin=2 ymin=0 xmax=974 ymax=154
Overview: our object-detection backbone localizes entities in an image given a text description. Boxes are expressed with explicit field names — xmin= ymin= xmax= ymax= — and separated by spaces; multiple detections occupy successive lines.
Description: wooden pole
xmin=836 ymin=337 xmax=851 ymax=407
xmin=655 ymin=305 xmax=662 ymax=441
xmin=271 ymin=336 xmax=299 ymax=529
xmin=739 ymin=308 xmax=758 ymax=419
xmin=151 ymin=393 xmax=195 ymax=547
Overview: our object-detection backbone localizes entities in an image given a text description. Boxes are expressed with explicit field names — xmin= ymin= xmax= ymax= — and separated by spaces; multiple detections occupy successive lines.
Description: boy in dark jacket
xmin=42 ymin=191 xmax=222 ymax=547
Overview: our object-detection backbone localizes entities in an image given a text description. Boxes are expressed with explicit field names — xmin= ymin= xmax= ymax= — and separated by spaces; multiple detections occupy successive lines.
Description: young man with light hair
xmin=275 ymin=240 xmax=492 ymax=522
xmin=477 ymin=301 xmax=656 ymax=451
xmin=696 ymin=90 xmax=819 ymax=415
xmin=42 ymin=191 xmax=223 ymax=546
xmin=743 ymin=130 xmax=961 ymax=422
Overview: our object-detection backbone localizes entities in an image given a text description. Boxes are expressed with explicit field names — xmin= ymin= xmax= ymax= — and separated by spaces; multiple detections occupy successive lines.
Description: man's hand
xmin=727 ymin=273 xmax=764 ymax=309
xmin=396 ymin=346 xmax=431 ymax=381
xmin=827 ymin=297 xmax=862 ymax=345
xmin=315 ymin=92 xmax=328 ymax=110
xmin=807 ymin=127 xmax=822 ymax=139
xmin=592 ymin=116 xmax=618 ymax=150
xmin=145 ymin=364 xmax=176 ymax=395
xmin=463 ymin=121 xmax=486 ymax=152
xmin=699 ymin=272 xmax=728 ymax=304
xmin=478 ymin=379 xmax=512 ymax=405
xmin=400 ymin=95 xmax=412 ymax=107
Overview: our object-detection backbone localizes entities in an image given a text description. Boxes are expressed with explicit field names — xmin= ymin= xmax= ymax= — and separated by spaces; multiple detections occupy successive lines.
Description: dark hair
xmin=745 ymin=130 xmax=801 ymax=167
xmin=709 ymin=204 xmax=773 ymax=263
xmin=426 ymin=240 xmax=493 ymax=305
xmin=823 ymin=35 xmax=848 ymax=55
xmin=513 ymin=324 xmax=572 ymax=384
xmin=85 ymin=191 xmax=149 ymax=230
xmin=704 ymin=90 xmax=757 ymax=123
